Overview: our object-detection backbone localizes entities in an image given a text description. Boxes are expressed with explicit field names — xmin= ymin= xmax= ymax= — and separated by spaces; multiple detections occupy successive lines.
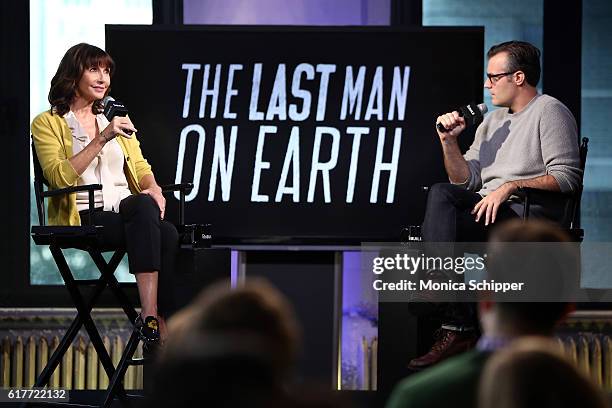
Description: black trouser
xmin=80 ymin=194 xmax=179 ymax=316
xmin=422 ymin=183 xmax=521 ymax=243
xmin=421 ymin=183 xmax=520 ymax=327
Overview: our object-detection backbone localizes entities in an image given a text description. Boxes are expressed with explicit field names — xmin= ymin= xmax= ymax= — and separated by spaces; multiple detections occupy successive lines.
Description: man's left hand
xmin=472 ymin=182 xmax=517 ymax=225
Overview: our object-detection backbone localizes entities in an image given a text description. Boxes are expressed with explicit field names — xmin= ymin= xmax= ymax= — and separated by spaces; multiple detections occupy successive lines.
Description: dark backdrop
xmin=106 ymin=25 xmax=483 ymax=244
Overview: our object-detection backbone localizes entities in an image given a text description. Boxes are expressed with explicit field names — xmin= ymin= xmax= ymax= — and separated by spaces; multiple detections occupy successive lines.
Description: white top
xmin=65 ymin=111 xmax=132 ymax=213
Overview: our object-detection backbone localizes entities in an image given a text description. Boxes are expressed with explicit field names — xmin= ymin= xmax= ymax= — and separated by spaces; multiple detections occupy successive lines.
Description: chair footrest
xmin=25 ymin=403 xmax=97 ymax=408
xmin=74 ymin=279 xmax=102 ymax=286
xmin=129 ymin=357 xmax=151 ymax=365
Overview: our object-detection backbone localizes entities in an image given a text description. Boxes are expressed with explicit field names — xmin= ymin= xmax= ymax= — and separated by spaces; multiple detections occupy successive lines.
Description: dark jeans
xmin=80 ymin=194 xmax=179 ymax=316
xmin=421 ymin=183 xmax=520 ymax=327
xmin=422 ymin=183 xmax=520 ymax=243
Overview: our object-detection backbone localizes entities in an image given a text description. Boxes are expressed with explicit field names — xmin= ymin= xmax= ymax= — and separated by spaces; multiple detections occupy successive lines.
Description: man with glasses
xmin=408 ymin=41 xmax=582 ymax=371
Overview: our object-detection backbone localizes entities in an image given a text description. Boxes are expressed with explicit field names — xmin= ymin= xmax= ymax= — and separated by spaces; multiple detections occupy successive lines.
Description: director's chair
xmin=29 ymin=137 xmax=191 ymax=407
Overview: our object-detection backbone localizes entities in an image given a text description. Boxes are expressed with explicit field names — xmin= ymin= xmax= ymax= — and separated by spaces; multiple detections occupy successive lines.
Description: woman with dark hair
xmin=31 ymin=43 xmax=177 ymax=345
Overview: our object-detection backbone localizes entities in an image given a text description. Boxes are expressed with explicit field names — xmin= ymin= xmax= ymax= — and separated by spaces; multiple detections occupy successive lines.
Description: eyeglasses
xmin=486 ymin=71 xmax=515 ymax=84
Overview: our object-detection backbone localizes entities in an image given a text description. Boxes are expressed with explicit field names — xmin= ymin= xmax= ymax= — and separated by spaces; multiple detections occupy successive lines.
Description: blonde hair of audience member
xmin=479 ymin=337 xmax=607 ymax=408
xmin=166 ymin=278 xmax=301 ymax=375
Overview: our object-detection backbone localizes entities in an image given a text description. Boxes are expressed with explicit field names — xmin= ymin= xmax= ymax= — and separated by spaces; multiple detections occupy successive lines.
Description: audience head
xmin=479 ymin=337 xmax=607 ymax=408
xmin=150 ymin=278 xmax=302 ymax=407
xmin=167 ymin=278 xmax=301 ymax=373
xmin=479 ymin=219 xmax=575 ymax=336
xmin=488 ymin=218 xmax=571 ymax=243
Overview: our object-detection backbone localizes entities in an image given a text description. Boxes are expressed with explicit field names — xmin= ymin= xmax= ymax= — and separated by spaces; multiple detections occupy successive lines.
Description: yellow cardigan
xmin=31 ymin=110 xmax=153 ymax=226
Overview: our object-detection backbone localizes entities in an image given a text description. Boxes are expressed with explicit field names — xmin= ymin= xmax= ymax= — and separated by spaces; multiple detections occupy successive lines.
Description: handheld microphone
xmin=102 ymin=96 xmax=133 ymax=136
xmin=436 ymin=103 xmax=488 ymax=133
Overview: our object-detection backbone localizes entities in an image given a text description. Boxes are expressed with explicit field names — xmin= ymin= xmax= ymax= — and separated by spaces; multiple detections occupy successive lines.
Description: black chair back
xmin=31 ymin=135 xmax=192 ymax=228
xmin=570 ymin=137 xmax=589 ymax=230
xmin=31 ymin=136 xmax=48 ymax=226
xmin=580 ymin=137 xmax=589 ymax=170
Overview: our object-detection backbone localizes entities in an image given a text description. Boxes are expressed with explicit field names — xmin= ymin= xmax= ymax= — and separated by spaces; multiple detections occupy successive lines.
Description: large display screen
xmin=106 ymin=26 xmax=484 ymax=245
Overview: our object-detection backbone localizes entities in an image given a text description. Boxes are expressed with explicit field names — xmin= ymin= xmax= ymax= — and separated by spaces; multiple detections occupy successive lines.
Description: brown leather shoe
xmin=407 ymin=328 xmax=478 ymax=371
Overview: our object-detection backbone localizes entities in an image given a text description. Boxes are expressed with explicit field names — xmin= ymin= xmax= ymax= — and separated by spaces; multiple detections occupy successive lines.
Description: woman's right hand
xmin=100 ymin=116 xmax=137 ymax=142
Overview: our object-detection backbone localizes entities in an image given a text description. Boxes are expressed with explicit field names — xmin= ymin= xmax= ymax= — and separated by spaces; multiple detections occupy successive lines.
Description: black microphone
xmin=102 ymin=96 xmax=133 ymax=136
xmin=436 ymin=103 xmax=488 ymax=133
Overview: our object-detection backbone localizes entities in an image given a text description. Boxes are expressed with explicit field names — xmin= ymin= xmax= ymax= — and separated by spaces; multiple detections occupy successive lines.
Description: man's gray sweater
xmin=457 ymin=94 xmax=582 ymax=196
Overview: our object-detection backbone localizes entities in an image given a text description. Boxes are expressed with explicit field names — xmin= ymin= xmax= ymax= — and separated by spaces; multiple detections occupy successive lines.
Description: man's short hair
xmin=156 ymin=279 xmax=302 ymax=407
xmin=487 ymin=41 xmax=541 ymax=87
xmin=167 ymin=278 xmax=301 ymax=373
xmin=489 ymin=218 xmax=570 ymax=243
xmin=495 ymin=302 xmax=569 ymax=334
xmin=480 ymin=338 xmax=607 ymax=408
xmin=486 ymin=219 xmax=572 ymax=333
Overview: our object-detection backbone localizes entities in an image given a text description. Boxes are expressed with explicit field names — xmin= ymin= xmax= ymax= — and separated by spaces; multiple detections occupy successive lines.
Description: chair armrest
xmin=159 ymin=183 xmax=193 ymax=225
xmin=515 ymin=187 xmax=576 ymax=222
xmin=515 ymin=187 xmax=574 ymax=200
xmin=42 ymin=184 xmax=103 ymax=198
xmin=37 ymin=184 xmax=102 ymax=226
xmin=160 ymin=183 xmax=193 ymax=193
